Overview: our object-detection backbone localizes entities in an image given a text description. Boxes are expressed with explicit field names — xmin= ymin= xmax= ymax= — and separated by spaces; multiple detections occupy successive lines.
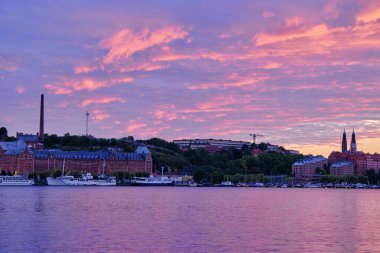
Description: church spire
xmin=350 ymin=127 xmax=357 ymax=152
xmin=342 ymin=128 xmax=347 ymax=153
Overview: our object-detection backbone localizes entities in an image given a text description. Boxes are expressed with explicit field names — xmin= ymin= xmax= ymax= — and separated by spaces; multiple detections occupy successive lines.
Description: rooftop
xmin=293 ymin=155 xmax=327 ymax=166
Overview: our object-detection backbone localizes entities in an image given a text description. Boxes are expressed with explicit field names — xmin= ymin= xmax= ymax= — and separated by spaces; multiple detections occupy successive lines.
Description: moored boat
xmin=0 ymin=176 xmax=34 ymax=186
xmin=220 ymin=181 xmax=234 ymax=187
xmin=130 ymin=176 xmax=174 ymax=186
xmin=47 ymin=159 xmax=116 ymax=186
xmin=62 ymin=172 xmax=116 ymax=186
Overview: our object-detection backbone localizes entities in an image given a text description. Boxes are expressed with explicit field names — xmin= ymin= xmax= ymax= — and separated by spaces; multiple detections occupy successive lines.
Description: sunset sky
xmin=1 ymin=0 xmax=380 ymax=156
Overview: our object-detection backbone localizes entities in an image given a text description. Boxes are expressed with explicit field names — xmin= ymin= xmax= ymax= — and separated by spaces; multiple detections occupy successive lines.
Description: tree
xmin=0 ymin=127 xmax=8 ymax=141
xmin=258 ymin=142 xmax=268 ymax=151
xmin=193 ymin=168 xmax=206 ymax=183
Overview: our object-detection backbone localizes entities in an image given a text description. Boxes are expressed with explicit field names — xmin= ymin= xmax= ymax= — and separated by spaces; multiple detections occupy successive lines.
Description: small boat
xmin=236 ymin=182 xmax=249 ymax=187
xmin=303 ymin=183 xmax=321 ymax=188
xmin=280 ymin=184 xmax=288 ymax=188
xmin=48 ymin=159 xmax=116 ymax=186
xmin=249 ymin=182 xmax=264 ymax=187
xmin=188 ymin=181 xmax=197 ymax=187
xmin=130 ymin=176 xmax=174 ymax=186
xmin=62 ymin=172 xmax=116 ymax=186
xmin=47 ymin=158 xmax=74 ymax=186
xmin=0 ymin=175 xmax=34 ymax=186
xmin=47 ymin=175 xmax=75 ymax=186
xmin=220 ymin=181 xmax=234 ymax=187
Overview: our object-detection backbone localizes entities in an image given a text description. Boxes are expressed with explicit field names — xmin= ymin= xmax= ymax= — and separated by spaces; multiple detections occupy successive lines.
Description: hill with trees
xmin=0 ymin=127 xmax=303 ymax=183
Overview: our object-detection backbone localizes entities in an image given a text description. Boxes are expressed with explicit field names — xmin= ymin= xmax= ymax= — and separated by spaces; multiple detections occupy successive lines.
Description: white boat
xmin=130 ymin=176 xmax=174 ymax=186
xmin=47 ymin=176 xmax=74 ymax=186
xmin=48 ymin=159 xmax=116 ymax=186
xmin=304 ymin=183 xmax=321 ymax=188
xmin=62 ymin=172 xmax=116 ymax=186
xmin=189 ymin=181 xmax=197 ymax=187
xmin=220 ymin=181 xmax=234 ymax=187
xmin=250 ymin=182 xmax=265 ymax=187
xmin=0 ymin=176 xmax=34 ymax=186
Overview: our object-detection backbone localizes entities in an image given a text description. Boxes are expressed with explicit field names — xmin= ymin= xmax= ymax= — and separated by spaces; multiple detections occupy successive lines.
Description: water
xmin=1 ymin=187 xmax=380 ymax=252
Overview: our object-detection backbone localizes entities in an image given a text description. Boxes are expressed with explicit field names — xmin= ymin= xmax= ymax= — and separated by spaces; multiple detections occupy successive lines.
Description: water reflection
xmin=1 ymin=187 xmax=380 ymax=252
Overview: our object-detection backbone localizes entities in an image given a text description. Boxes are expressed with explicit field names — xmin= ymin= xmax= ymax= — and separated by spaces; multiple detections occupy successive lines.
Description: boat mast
xmin=62 ymin=158 xmax=66 ymax=177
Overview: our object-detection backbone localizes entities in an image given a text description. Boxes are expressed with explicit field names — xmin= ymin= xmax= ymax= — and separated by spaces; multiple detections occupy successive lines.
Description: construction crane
xmin=249 ymin=133 xmax=264 ymax=144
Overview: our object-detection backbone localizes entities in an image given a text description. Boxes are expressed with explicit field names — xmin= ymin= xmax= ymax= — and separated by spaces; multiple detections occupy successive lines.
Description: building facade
xmin=33 ymin=146 xmax=152 ymax=175
xmin=0 ymin=141 xmax=152 ymax=176
xmin=173 ymin=139 xmax=251 ymax=152
xmin=366 ymin=154 xmax=380 ymax=173
xmin=16 ymin=133 xmax=42 ymax=149
xmin=328 ymin=129 xmax=380 ymax=175
xmin=0 ymin=140 xmax=34 ymax=175
xmin=292 ymin=156 xmax=328 ymax=181
xmin=330 ymin=161 xmax=354 ymax=176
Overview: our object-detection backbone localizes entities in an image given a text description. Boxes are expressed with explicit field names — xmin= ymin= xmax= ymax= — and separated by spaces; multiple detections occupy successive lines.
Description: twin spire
xmin=341 ymin=127 xmax=356 ymax=153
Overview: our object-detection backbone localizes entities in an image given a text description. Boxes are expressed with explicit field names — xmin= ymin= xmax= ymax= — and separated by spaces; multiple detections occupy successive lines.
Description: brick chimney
xmin=39 ymin=94 xmax=44 ymax=143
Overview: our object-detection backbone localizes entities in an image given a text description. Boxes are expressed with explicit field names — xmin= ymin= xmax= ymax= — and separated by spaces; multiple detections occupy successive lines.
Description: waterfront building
xmin=0 ymin=140 xmax=34 ymax=175
xmin=292 ymin=156 xmax=328 ymax=180
xmin=267 ymin=144 xmax=282 ymax=153
xmin=328 ymin=151 xmax=367 ymax=174
xmin=33 ymin=146 xmax=152 ymax=175
xmin=366 ymin=154 xmax=380 ymax=173
xmin=0 ymin=140 xmax=152 ymax=175
xmin=173 ymin=139 xmax=250 ymax=152
xmin=330 ymin=161 xmax=354 ymax=176
xmin=16 ymin=133 xmax=42 ymax=149
xmin=327 ymin=129 xmax=380 ymax=175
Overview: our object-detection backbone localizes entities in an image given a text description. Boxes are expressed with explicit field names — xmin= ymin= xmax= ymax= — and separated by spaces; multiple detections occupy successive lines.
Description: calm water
xmin=1 ymin=187 xmax=380 ymax=252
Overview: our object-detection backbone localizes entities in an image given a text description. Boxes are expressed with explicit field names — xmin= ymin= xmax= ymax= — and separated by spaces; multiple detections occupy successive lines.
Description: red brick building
xmin=0 ymin=141 xmax=152 ymax=176
xmin=0 ymin=141 xmax=34 ymax=175
xmin=328 ymin=151 xmax=371 ymax=175
xmin=33 ymin=146 xmax=152 ymax=175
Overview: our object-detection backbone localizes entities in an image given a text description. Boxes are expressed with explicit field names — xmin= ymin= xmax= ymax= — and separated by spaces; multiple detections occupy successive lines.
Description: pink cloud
xmin=114 ymin=62 xmax=167 ymax=73
xmin=44 ymin=84 xmax=73 ymax=95
xmin=99 ymin=26 xmax=188 ymax=64
xmin=91 ymin=110 xmax=110 ymax=121
xmin=45 ymin=77 xmax=133 ymax=95
xmin=81 ymin=97 xmax=126 ymax=107
xmin=187 ymin=75 xmax=268 ymax=90
xmin=356 ymin=7 xmax=380 ymax=23
xmin=255 ymin=24 xmax=330 ymax=46
xmin=15 ymin=87 xmax=25 ymax=94
xmin=324 ymin=0 xmax=342 ymax=19
xmin=284 ymin=16 xmax=304 ymax=27
xmin=111 ymin=77 xmax=134 ymax=83
xmin=74 ymin=65 xmax=98 ymax=74
xmin=127 ymin=123 xmax=147 ymax=132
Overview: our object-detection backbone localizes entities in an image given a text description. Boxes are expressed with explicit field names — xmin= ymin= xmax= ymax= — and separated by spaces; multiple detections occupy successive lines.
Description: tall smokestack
xmin=39 ymin=94 xmax=44 ymax=143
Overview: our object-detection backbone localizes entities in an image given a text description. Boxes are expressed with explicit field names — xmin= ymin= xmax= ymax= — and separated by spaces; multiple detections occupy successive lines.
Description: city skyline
xmin=1 ymin=0 xmax=380 ymax=157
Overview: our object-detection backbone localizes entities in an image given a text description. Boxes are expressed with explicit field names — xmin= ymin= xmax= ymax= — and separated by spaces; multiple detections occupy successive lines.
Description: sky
xmin=1 ymin=0 xmax=380 ymax=157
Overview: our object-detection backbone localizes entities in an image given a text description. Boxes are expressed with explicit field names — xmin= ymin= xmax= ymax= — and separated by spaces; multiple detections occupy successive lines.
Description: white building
xmin=173 ymin=139 xmax=251 ymax=151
